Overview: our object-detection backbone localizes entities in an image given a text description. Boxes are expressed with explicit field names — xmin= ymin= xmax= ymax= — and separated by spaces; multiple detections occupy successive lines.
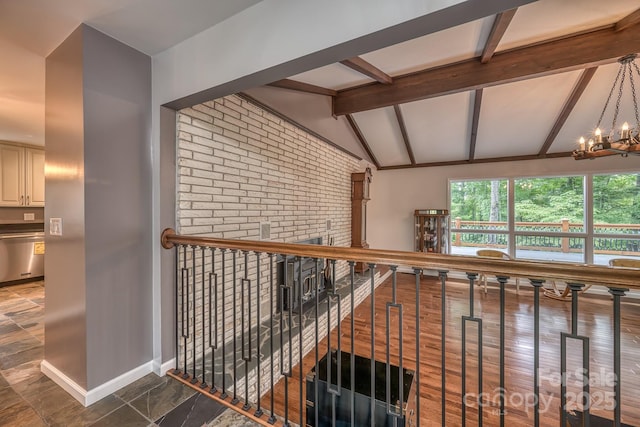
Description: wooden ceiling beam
xmin=268 ymin=79 xmax=337 ymax=97
xmin=340 ymin=57 xmax=393 ymax=85
xmin=333 ymin=24 xmax=640 ymax=116
xmin=393 ymin=105 xmax=415 ymax=165
xmin=481 ymin=8 xmax=518 ymax=64
xmin=468 ymin=89 xmax=483 ymax=161
xmin=538 ymin=67 xmax=597 ymax=156
xmin=377 ymin=152 xmax=572 ymax=170
xmin=346 ymin=114 xmax=380 ymax=169
xmin=615 ymin=7 xmax=640 ymax=32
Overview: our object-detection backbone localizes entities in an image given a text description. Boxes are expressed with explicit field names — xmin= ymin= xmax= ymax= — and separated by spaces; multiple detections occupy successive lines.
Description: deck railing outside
xmin=161 ymin=228 xmax=639 ymax=426
xmin=452 ymin=219 xmax=640 ymax=255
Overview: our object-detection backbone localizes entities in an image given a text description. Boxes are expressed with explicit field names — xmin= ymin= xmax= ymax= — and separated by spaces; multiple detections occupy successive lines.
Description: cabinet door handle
xmin=20 ymin=195 xmax=24 ymax=205
xmin=26 ymin=195 xmax=30 ymax=205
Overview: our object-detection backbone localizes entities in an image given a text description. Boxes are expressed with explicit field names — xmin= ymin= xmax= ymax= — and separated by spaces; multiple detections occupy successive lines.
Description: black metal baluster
xmin=349 ymin=261 xmax=356 ymax=427
xmin=201 ymin=247 xmax=207 ymax=388
xmin=462 ymin=272 xmax=482 ymax=427
xmin=268 ymin=253 xmax=276 ymax=425
xmin=255 ymin=252 xmax=263 ymax=418
xmin=326 ymin=260 xmax=333 ymax=425
xmin=439 ymin=270 xmax=448 ymax=426
xmin=209 ymin=248 xmax=218 ymax=394
xmin=242 ymin=251 xmax=252 ymax=411
xmin=220 ymin=249 xmax=228 ymax=399
xmin=496 ymin=275 xmax=509 ymax=426
xmin=181 ymin=245 xmax=189 ymax=379
xmin=281 ymin=255 xmax=291 ymax=427
xmin=314 ymin=258 xmax=322 ymax=427
xmin=560 ymin=283 xmax=590 ymax=427
xmin=529 ymin=278 xmax=544 ymax=427
xmin=370 ymin=263 xmax=377 ymax=427
xmin=174 ymin=246 xmax=179 ymax=375
xmin=177 ymin=245 xmax=187 ymax=378
xmin=386 ymin=266 xmax=403 ymax=424
xmin=327 ymin=260 xmax=341 ymax=427
xmin=232 ymin=250 xmax=239 ymax=404
xmin=413 ymin=268 xmax=422 ymax=427
xmin=298 ymin=256 xmax=304 ymax=427
xmin=608 ymin=287 xmax=627 ymax=427
xmin=191 ymin=245 xmax=197 ymax=383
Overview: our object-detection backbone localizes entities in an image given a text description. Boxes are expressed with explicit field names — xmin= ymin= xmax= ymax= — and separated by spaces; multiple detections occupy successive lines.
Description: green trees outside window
xmin=450 ymin=173 xmax=640 ymax=264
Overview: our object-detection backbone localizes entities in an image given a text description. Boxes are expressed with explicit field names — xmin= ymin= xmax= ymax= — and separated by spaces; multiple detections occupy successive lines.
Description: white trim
xmin=154 ymin=357 xmax=176 ymax=376
xmin=41 ymin=360 xmax=87 ymax=405
xmin=41 ymin=359 xmax=153 ymax=406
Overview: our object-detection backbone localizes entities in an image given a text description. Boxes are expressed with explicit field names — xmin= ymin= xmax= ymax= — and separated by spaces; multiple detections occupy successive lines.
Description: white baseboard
xmin=41 ymin=359 xmax=153 ymax=406
xmin=40 ymin=360 xmax=87 ymax=405
xmin=153 ymin=357 xmax=176 ymax=376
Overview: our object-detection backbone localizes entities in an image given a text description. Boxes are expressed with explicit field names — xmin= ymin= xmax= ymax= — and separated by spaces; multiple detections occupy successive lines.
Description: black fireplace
xmin=306 ymin=349 xmax=415 ymax=426
xmin=277 ymin=237 xmax=331 ymax=313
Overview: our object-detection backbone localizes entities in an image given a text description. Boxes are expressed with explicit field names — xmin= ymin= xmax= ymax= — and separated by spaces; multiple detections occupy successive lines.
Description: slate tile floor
xmin=0 ymin=281 xmax=259 ymax=426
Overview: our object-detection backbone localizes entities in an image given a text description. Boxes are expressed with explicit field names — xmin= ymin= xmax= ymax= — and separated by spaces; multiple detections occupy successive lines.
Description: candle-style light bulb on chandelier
xmin=572 ymin=53 xmax=640 ymax=160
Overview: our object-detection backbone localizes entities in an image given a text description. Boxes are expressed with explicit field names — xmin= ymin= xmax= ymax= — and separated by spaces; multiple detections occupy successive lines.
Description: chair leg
xmin=515 ymin=277 xmax=520 ymax=294
xmin=484 ymin=275 xmax=487 ymax=293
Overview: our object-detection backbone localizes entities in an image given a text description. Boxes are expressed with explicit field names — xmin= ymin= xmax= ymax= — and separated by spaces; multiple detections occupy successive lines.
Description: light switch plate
xmin=50 ymin=218 xmax=63 ymax=236
xmin=24 ymin=213 xmax=35 ymax=221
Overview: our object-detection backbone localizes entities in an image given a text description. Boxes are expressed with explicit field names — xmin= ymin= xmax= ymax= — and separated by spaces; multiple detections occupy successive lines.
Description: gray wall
xmin=159 ymin=106 xmax=176 ymax=363
xmin=44 ymin=26 xmax=88 ymax=388
xmin=45 ymin=25 xmax=152 ymax=390
xmin=0 ymin=207 xmax=44 ymax=223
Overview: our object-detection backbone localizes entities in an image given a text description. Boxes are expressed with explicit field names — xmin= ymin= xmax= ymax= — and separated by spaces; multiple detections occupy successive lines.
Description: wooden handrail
xmin=161 ymin=229 xmax=640 ymax=289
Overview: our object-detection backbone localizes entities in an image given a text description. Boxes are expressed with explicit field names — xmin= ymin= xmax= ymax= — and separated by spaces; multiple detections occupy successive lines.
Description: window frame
xmin=448 ymin=172 xmax=640 ymax=265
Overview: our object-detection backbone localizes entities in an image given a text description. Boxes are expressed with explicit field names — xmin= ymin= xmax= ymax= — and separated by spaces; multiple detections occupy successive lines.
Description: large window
xmin=450 ymin=173 xmax=640 ymax=265
xmin=450 ymin=179 xmax=508 ymax=256
xmin=514 ymin=176 xmax=584 ymax=263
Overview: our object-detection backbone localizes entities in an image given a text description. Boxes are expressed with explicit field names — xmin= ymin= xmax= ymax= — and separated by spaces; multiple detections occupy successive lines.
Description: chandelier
xmin=572 ymin=54 xmax=640 ymax=160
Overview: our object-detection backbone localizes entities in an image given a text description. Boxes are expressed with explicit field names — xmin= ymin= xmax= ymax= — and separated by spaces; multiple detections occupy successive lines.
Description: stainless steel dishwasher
xmin=0 ymin=224 xmax=45 ymax=284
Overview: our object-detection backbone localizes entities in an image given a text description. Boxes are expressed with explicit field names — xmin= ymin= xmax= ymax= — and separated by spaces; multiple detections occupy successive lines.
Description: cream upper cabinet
xmin=26 ymin=148 xmax=45 ymax=206
xmin=0 ymin=144 xmax=25 ymax=206
xmin=0 ymin=143 xmax=44 ymax=207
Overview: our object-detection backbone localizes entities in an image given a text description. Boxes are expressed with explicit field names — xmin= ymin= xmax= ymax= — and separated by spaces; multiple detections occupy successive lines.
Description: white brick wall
xmin=175 ymin=94 xmax=375 ymax=405
xmin=177 ymin=94 xmax=363 ymax=325
xmin=177 ymin=94 xmax=360 ymax=258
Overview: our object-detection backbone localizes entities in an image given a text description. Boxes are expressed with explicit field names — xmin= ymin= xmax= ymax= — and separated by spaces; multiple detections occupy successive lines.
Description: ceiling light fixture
xmin=572 ymin=54 xmax=640 ymax=160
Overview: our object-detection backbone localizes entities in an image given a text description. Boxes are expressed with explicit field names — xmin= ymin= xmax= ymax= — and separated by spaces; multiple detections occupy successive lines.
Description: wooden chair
xmin=544 ymin=258 xmax=639 ymax=301
xmin=475 ymin=249 xmax=520 ymax=294
xmin=542 ymin=280 xmax=589 ymax=301
xmin=609 ymin=258 xmax=640 ymax=269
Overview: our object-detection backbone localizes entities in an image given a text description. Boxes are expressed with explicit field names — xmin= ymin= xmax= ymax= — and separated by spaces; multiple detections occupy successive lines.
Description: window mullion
xmin=585 ymin=174 xmax=594 ymax=264
xmin=508 ymin=178 xmax=515 ymax=258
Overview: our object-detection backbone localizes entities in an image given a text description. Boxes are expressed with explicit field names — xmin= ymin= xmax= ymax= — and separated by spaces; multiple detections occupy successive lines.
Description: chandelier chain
xmin=631 ymin=61 xmax=640 ymax=131
xmin=596 ymin=63 xmax=624 ymax=130
xmin=610 ymin=63 xmax=627 ymax=137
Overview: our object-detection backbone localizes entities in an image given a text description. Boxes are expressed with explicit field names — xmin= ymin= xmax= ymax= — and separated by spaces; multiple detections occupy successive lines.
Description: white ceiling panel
xmin=498 ymin=0 xmax=639 ymax=52
xmin=289 ymin=63 xmax=372 ymax=90
xmin=361 ymin=17 xmax=494 ymax=76
xmin=475 ymin=71 xmax=582 ymax=159
xmin=401 ymin=92 xmax=472 ymax=163
xmin=551 ymin=63 xmax=640 ymax=154
xmin=353 ymin=107 xmax=410 ymax=167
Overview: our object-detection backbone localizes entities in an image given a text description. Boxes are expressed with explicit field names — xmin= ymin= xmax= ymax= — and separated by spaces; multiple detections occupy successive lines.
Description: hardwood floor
xmin=263 ymin=272 xmax=640 ymax=426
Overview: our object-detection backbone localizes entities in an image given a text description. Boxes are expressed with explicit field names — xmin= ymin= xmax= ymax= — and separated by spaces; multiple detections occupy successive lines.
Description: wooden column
xmin=351 ymin=168 xmax=372 ymax=274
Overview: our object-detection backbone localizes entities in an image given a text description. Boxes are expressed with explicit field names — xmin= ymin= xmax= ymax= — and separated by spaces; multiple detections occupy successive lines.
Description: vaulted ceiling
xmin=244 ymin=0 xmax=640 ymax=169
